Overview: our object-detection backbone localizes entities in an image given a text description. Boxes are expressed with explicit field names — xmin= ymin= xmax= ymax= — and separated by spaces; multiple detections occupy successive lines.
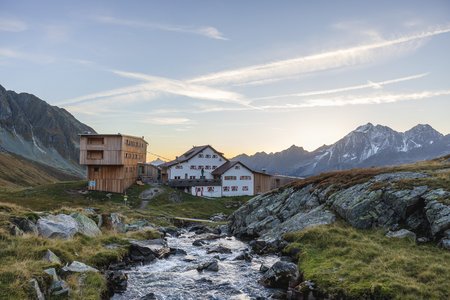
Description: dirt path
xmin=139 ymin=186 xmax=164 ymax=209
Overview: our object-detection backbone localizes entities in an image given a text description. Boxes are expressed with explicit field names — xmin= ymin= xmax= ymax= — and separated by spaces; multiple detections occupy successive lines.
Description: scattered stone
xmin=129 ymin=239 xmax=170 ymax=262
xmin=207 ymin=245 xmax=232 ymax=254
xmin=10 ymin=217 xmax=38 ymax=235
xmin=259 ymin=264 xmax=269 ymax=273
xmin=197 ymin=260 xmax=219 ymax=272
xmin=233 ymin=251 xmax=252 ymax=262
xmin=29 ymin=278 xmax=45 ymax=300
xmin=386 ymin=229 xmax=416 ymax=241
xmin=140 ymin=293 xmax=157 ymax=300
xmin=43 ymin=249 xmax=62 ymax=265
xmin=108 ymin=262 xmax=127 ymax=270
xmin=106 ymin=193 xmax=112 ymax=199
xmin=217 ymin=224 xmax=229 ymax=236
xmin=44 ymin=268 xmax=59 ymax=281
xmin=183 ymin=255 xmax=197 ymax=262
xmin=210 ymin=213 xmax=227 ymax=222
xmin=83 ymin=208 xmax=97 ymax=215
xmin=417 ymin=237 xmax=430 ymax=243
xmin=169 ymin=248 xmax=187 ymax=256
xmin=37 ymin=214 xmax=79 ymax=239
xmin=9 ymin=224 xmax=24 ymax=236
xmin=44 ymin=268 xmax=70 ymax=296
xmin=106 ymin=270 xmax=128 ymax=294
xmin=158 ymin=227 xmax=180 ymax=237
xmin=62 ymin=261 xmax=98 ymax=273
xmin=78 ymin=190 xmax=89 ymax=195
xmin=440 ymin=239 xmax=450 ymax=250
xmin=71 ymin=212 xmax=102 ymax=237
xmin=261 ymin=261 xmax=300 ymax=289
xmin=249 ymin=239 xmax=287 ymax=255
xmin=110 ymin=213 xmax=126 ymax=233
xmin=189 ymin=225 xmax=215 ymax=235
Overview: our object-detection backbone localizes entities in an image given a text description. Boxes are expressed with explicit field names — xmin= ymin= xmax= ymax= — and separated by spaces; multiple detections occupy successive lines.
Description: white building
xmin=161 ymin=145 xmax=259 ymax=197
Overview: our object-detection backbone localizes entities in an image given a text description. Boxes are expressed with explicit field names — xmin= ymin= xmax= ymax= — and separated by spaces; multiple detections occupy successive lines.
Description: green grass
xmin=284 ymin=223 xmax=450 ymax=300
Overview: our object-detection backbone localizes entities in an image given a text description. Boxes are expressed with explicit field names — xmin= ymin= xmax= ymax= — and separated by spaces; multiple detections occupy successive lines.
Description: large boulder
xmin=197 ymin=260 xmax=219 ymax=272
xmin=37 ymin=214 xmax=79 ymax=239
xmin=261 ymin=261 xmax=300 ymax=289
xmin=129 ymin=239 xmax=170 ymax=262
xmin=386 ymin=229 xmax=416 ymax=241
xmin=10 ymin=217 xmax=38 ymax=235
xmin=102 ymin=213 xmax=126 ymax=233
xmin=424 ymin=190 xmax=450 ymax=236
xmin=70 ymin=212 xmax=102 ymax=237
xmin=62 ymin=261 xmax=98 ymax=273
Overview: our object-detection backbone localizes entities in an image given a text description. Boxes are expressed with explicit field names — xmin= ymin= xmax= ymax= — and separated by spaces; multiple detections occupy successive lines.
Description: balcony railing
xmin=168 ymin=178 xmax=222 ymax=187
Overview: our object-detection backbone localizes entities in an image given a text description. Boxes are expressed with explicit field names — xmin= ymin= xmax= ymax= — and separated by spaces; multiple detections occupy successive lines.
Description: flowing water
xmin=112 ymin=231 xmax=280 ymax=300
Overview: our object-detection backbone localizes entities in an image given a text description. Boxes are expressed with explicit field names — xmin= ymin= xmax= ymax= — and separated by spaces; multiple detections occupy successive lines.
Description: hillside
xmin=0 ymin=152 xmax=80 ymax=189
xmin=0 ymin=84 xmax=95 ymax=177
xmin=234 ymin=123 xmax=450 ymax=176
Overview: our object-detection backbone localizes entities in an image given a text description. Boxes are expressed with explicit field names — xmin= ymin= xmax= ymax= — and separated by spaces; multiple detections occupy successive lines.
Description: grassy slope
xmin=284 ymin=223 xmax=450 ymax=300
xmin=0 ymin=152 xmax=80 ymax=190
xmin=281 ymin=155 xmax=450 ymax=299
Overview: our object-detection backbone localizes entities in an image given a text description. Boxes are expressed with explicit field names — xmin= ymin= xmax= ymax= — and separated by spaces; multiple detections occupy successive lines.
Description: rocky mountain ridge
xmin=0 ymin=84 xmax=95 ymax=177
xmin=234 ymin=123 xmax=450 ymax=177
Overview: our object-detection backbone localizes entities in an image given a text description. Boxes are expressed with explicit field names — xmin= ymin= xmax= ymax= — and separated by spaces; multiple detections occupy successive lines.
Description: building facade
xmin=161 ymin=145 xmax=273 ymax=197
xmin=79 ymin=134 xmax=147 ymax=193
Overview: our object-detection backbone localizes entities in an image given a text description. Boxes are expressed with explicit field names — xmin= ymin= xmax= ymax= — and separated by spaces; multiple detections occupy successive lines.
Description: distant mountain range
xmin=234 ymin=123 xmax=450 ymax=177
xmin=0 ymin=84 xmax=95 ymax=178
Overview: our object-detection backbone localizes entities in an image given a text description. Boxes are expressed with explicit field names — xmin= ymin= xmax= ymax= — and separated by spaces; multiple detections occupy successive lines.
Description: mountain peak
xmin=354 ymin=122 xmax=374 ymax=133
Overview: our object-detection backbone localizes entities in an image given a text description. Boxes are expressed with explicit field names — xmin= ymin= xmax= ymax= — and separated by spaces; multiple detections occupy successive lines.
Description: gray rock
xmin=9 ymin=224 xmax=24 ymax=236
xmin=43 ymin=249 xmax=62 ymax=265
xmin=183 ymin=255 xmax=197 ymax=262
xmin=386 ymin=229 xmax=416 ymax=241
xmin=440 ymin=239 xmax=450 ymax=250
xmin=43 ymin=268 xmax=59 ymax=282
xmin=197 ymin=260 xmax=219 ymax=272
xmin=373 ymin=172 xmax=428 ymax=182
xmin=29 ymin=278 xmax=45 ymax=300
xmin=10 ymin=217 xmax=38 ymax=235
xmin=129 ymin=239 xmax=170 ymax=262
xmin=62 ymin=261 xmax=98 ymax=273
xmin=70 ymin=213 xmax=102 ymax=237
xmin=37 ymin=214 xmax=79 ymax=239
xmin=207 ymin=245 xmax=232 ymax=254
xmin=261 ymin=261 xmax=300 ymax=288
xmin=106 ymin=270 xmax=128 ymax=294
xmin=417 ymin=237 xmax=430 ymax=243
xmin=424 ymin=193 xmax=450 ymax=236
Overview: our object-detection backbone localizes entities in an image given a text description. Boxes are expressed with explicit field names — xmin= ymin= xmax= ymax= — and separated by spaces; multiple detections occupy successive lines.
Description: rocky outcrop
xmin=37 ymin=214 xmax=79 ymax=239
xmin=71 ymin=213 xmax=102 ymax=237
xmin=229 ymin=169 xmax=450 ymax=245
xmin=261 ymin=261 xmax=300 ymax=289
xmin=10 ymin=217 xmax=38 ymax=235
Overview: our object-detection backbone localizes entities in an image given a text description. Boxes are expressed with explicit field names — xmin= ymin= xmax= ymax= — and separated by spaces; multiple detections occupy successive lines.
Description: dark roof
xmin=161 ymin=145 xmax=227 ymax=168
xmin=211 ymin=161 xmax=254 ymax=176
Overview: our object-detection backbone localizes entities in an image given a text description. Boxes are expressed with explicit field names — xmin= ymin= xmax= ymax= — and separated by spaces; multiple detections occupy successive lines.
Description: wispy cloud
xmin=258 ymin=90 xmax=450 ymax=109
xmin=0 ymin=18 xmax=27 ymax=32
xmin=253 ymin=73 xmax=429 ymax=100
xmin=141 ymin=117 xmax=193 ymax=125
xmin=94 ymin=15 xmax=227 ymax=40
xmin=188 ymin=25 xmax=450 ymax=86
xmin=0 ymin=47 xmax=55 ymax=64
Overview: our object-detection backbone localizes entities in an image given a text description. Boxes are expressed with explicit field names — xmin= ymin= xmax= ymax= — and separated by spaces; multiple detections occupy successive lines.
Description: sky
xmin=1 ymin=0 xmax=450 ymax=160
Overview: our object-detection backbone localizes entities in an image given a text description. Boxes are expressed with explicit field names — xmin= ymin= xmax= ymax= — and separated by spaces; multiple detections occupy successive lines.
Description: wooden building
xmin=253 ymin=171 xmax=273 ymax=194
xmin=79 ymin=134 xmax=148 ymax=193
xmin=137 ymin=162 xmax=161 ymax=183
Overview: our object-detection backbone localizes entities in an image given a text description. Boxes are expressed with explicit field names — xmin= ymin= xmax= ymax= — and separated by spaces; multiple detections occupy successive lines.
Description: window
xmin=175 ymin=165 xmax=183 ymax=169
xmin=223 ymin=186 xmax=230 ymax=192
xmin=205 ymin=154 xmax=211 ymax=158
xmin=93 ymin=167 xmax=100 ymax=172
xmin=190 ymin=175 xmax=196 ymax=179
xmin=224 ymin=176 xmax=237 ymax=180
xmin=207 ymin=187 xmax=214 ymax=192
xmin=87 ymin=137 xmax=104 ymax=145
xmin=198 ymin=165 xmax=204 ymax=169
xmin=205 ymin=165 xmax=211 ymax=170
xmin=87 ymin=150 xmax=103 ymax=160
xmin=240 ymin=176 xmax=251 ymax=180
xmin=235 ymin=165 xmax=241 ymax=169
xmin=190 ymin=165 xmax=197 ymax=170
xmin=242 ymin=186 xmax=249 ymax=191
xmin=198 ymin=154 xmax=204 ymax=158
xmin=212 ymin=154 xmax=218 ymax=158
xmin=174 ymin=176 xmax=181 ymax=179
xmin=231 ymin=186 xmax=238 ymax=191
xmin=212 ymin=166 xmax=217 ymax=169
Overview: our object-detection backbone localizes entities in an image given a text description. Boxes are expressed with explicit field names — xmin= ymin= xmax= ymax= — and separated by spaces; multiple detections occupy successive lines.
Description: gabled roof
xmin=211 ymin=160 xmax=254 ymax=176
xmin=160 ymin=145 xmax=227 ymax=168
